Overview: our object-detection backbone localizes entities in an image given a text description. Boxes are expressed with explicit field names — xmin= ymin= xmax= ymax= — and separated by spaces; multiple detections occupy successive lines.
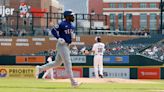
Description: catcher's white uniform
xmin=92 ymin=42 xmax=105 ymax=78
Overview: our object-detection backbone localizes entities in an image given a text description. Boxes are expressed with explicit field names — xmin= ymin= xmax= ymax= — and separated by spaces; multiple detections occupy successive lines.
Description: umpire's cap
xmin=64 ymin=9 xmax=75 ymax=17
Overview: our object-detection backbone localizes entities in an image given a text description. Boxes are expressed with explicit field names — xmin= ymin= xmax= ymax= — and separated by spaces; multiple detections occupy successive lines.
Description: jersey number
xmin=98 ymin=48 xmax=103 ymax=53
xmin=64 ymin=29 xmax=72 ymax=34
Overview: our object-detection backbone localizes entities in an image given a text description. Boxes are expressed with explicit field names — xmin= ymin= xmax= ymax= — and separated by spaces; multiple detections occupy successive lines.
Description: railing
xmin=0 ymin=25 xmax=152 ymax=37
xmin=77 ymin=28 xmax=150 ymax=36
xmin=138 ymin=39 xmax=164 ymax=62
xmin=0 ymin=11 xmax=108 ymax=35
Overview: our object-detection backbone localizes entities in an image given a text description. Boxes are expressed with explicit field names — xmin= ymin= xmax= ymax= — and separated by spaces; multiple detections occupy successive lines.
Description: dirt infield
xmin=47 ymin=78 xmax=158 ymax=84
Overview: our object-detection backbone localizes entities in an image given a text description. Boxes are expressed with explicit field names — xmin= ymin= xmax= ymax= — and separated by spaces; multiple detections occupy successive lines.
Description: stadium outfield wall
xmin=0 ymin=55 xmax=162 ymax=66
xmin=0 ymin=65 xmax=164 ymax=79
xmin=0 ymin=55 xmax=163 ymax=79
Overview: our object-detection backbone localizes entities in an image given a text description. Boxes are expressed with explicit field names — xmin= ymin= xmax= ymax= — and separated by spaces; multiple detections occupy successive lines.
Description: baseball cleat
xmin=71 ymin=81 xmax=82 ymax=88
xmin=99 ymin=74 xmax=104 ymax=78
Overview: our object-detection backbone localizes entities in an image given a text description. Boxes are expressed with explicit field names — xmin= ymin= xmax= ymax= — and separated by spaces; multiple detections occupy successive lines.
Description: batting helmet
xmin=64 ymin=9 xmax=75 ymax=17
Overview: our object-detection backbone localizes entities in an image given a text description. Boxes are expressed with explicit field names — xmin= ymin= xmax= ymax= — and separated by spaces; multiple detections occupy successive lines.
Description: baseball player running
xmin=92 ymin=36 xmax=105 ymax=78
xmin=42 ymin=55 xmax=54 ymax=80
xmin=35 ymin=9 xmax=81 ymax=87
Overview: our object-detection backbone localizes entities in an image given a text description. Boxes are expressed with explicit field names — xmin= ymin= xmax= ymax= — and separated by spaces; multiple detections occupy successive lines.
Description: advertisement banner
xmin=0 ymin=68 xmax=8 ymax=78
xmin=71 ymin=56 xmax=86 ymax=63
xmin=16 ymin=56 xmax=45 ymax=64
xmin=0 ymin=6 xmax=14 ymax=17
xmin=45 ymin=67 xmax=83 ymax=79
xmin=0 ymin=66 xmax=35 ymax=78
xmin=103 ymin=56 xmax=129 ymax=64
xmin=138 ymin=68 xmax=160 ymax=79
xmin=89 ymin=68 xmax=130 ymax=79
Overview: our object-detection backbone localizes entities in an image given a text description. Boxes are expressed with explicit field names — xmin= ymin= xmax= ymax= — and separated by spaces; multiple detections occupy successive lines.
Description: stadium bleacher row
xmin=140 ymin=40 xmax=164 ymax=62
xmin=120 ymin=34 xmax=164 ymax=44
xmin=33 ymin=35 xmax=164 ymax=63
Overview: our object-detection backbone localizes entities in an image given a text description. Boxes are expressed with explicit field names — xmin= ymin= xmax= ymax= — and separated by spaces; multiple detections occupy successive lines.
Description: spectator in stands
xmin=160 ymin=55 xmax=164 ymax=61
xmin=9 ymin=28 xmax=14 ymax=36
xmin=141 ymin=41 xmax=164 ymax=61
xmin=48 ymin=49 xmax=56 ymax=55
xmin=129 ymin=47 xmax=134 ymax=53
xmin=83 ymin=50 xmax=90 ymax=55
xmin=19 ymin=29 xmax=27 ymax=36
xmin=70 ymin=45 xmax=78 ymax=55
xmin=80 ymin=46 xmax=86 ymax=55
xmin=44 ymin=27 xmax=52 ymax=36
xmin=0 ymin=31 xmax=4 ymax=36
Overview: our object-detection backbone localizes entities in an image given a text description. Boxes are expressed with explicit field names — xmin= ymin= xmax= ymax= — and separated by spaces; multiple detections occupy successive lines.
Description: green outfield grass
xmin=0 ymin=78 xmax=164 ymax=92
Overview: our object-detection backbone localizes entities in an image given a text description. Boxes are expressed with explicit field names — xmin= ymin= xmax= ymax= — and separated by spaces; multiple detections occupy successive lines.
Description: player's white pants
xmin=42 ymin=68 xmax=54 ymax=79
xmin=39 ymin=42 xmax=74 ymax=81
xmin=94 ymin=54 xmax=103 ymax=78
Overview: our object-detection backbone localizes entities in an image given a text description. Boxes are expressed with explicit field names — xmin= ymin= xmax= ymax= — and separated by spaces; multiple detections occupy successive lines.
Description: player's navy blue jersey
xmin=51 ymin=20 xmax=75 ymax=44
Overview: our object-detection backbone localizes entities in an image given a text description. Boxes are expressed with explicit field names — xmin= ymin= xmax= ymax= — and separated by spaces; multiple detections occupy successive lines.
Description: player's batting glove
xmin=58 ymin=38 xmax=65 ymax=44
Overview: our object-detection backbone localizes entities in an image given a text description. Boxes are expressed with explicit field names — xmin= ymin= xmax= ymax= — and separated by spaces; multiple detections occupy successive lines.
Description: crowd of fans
xmin=34 ymin=41 xmax=151 ymax=56
xmin=69 ymin=40 xmax=164 ymax=62
xmin=68 ymin=41 xmax=149 ymax=56
xmin=33 ymin=38 xmax=164 ymax=62
xmin=0 ymin=25 xmax=151 ymax=37
xmin=140 ymin=41 xmax=164 ymax=61
xmin=104 ymin=41 xmax=148 ymax=55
